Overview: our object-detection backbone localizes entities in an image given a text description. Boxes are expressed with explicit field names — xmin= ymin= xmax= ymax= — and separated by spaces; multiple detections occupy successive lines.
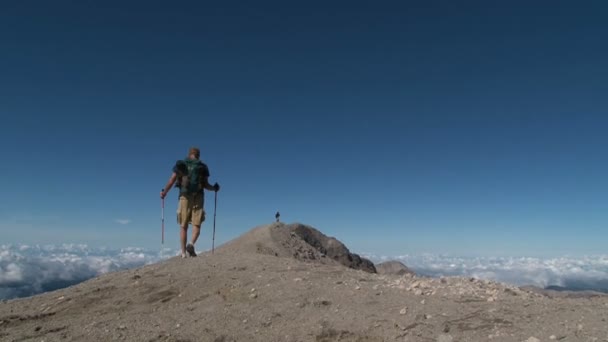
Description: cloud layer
xmin=0 ymin=244 xmax=174 ymax=300
xmin=364 ymin=253 xmax=608 ymax=292
xmin=3 ymin=244 xmax=608 ymax=300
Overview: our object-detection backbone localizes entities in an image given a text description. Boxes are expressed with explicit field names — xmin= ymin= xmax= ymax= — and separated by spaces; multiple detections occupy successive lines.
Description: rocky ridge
xmin=375 ymin=261 xmax=415 ymax=276
xmin=217 ymin=223 xmax=376 ymax=273
xmin=1 ymin=223 xmax=607 ymax=342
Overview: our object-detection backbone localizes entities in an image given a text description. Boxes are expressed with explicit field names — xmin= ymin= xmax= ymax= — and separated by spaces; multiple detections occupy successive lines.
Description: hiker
xmin=160 ymin=147 xmax=220 ymax=258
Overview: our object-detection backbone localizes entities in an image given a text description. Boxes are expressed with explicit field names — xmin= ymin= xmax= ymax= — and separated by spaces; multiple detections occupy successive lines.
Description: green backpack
xmin=174 ymin=159 xmax=208 ymax=194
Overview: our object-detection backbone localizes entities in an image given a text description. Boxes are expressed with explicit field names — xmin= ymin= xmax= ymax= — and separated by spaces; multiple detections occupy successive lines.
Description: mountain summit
xmin=1 ymin=223 xmax=607 ymax=341
xmin=216 ymin=223 xmax=376 ymax=273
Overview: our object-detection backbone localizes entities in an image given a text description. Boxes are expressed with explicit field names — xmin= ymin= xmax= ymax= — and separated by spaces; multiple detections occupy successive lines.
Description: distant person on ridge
xmin=160 ymin=147 xmax=220 ymax=258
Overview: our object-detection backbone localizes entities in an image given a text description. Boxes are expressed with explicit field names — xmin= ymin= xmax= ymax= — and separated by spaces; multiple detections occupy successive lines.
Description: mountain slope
xmin=1 ymin=223 xmax=607 ymax=342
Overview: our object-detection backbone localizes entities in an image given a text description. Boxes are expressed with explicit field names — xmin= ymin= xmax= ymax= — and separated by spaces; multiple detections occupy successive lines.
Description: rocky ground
xmin=1 ymin=223 xmax=607 ymax=342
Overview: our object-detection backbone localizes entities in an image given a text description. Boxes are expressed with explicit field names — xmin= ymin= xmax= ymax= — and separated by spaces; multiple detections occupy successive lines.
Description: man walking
xmin=160 ymin=147 xmax=220 ymax=258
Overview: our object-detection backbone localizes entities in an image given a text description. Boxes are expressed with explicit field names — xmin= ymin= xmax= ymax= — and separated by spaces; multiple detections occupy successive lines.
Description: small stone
xmin=550 ymin=336 xmax=557 ymax=340
xmin=355 ymin=286 xmax=361 ymax=290
xmin=372 ymin=284 xmax=380 ymax=290
xmin=437 ymin=334 xmax=453 ymax=342
xmin=420 ymin=299 xmax=426 ymax=305
xmin=525 ymin=338 xmax=540 ymax=342
xmin=243 ymin=319 xmax=248 ymax=323
xmin=293 ymin=278 xmax=302 ymax=282
xmin=487 ymin=297 xmax=495 ymax=302
xmin=399 ymin=307 xmax=407 ymax=315
xmin=313 ymin=300 xmax=331 ymax=307
xmin=251 ymin=288 xmax=256 ymax=292
xmin=249 ymin=293 xmax=258 ymax=299
xmin=415 ymin=289 xmax=423 ymax=296
xmin=577 ymin=324 xmax=583 ymax=331
xmin=176 ymin=324 xmax=181 ymax=328
xmin=425 ymin=314 xmax=432 ymax=319
xmin=118 ymin=325 xmax=126 ymax=330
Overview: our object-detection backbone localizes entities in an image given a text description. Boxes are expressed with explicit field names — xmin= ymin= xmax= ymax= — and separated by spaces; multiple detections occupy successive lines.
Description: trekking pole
xmin=212 ymin=190 xmax=217 ymax=254
xmin=161 ymin=189 xmax=165 ymax=245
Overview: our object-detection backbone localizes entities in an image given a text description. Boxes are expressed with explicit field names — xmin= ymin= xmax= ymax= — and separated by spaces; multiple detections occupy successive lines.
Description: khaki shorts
xmin=177 ymin=192 xmax=205 ymax=226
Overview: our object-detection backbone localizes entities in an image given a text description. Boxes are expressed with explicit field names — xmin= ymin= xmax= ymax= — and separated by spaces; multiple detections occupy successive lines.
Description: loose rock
xmin=437 ymin=334 xmax=453 ymax=342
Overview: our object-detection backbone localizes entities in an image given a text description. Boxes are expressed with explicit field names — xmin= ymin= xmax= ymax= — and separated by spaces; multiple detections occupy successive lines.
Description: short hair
xmin=188 ymin=147 xmax=200 ymax=159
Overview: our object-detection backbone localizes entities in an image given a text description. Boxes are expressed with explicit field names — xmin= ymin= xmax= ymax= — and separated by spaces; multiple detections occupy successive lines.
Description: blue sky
xmin=1 ymin=1 xmax=607 ymax=257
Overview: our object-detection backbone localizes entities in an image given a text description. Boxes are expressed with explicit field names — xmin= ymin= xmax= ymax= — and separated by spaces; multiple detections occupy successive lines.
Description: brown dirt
xmin=1 ymin=223 xmax=607 ymax=342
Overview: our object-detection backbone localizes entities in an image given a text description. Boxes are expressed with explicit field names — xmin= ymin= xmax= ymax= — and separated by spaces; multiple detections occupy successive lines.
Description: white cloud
xmin=115 ymin=219 xmax=131 ymax=225
xmin=363 ymin=253 xmax=608 ymax=292
xmin=0 ymin=244 xmax=175 ymax=300
xmin=2 ymin=263 xmax=21 ymax=283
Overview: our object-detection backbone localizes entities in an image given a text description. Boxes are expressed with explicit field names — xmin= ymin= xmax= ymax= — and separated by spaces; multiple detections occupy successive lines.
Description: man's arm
xmin=202 ymin=176 xmax=219 ymax=192
xmin=160 ymin=173 xmax=177 ymax=198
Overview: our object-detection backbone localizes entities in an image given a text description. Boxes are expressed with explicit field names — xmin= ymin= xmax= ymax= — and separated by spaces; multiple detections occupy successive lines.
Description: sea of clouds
xmin=364 ymin=253 xmax=608 ymax=292
xmin=0 ymin=244 xmax=175 ymax=300
xmin=3 ymin=244 xmax=608 ymax=300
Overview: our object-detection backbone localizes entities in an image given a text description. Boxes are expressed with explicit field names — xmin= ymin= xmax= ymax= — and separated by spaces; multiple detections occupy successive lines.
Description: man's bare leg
xmin=191 ymin=225 xmax=201 ymax=246
xmin=180 ymin=225 xmax=189 ymax=257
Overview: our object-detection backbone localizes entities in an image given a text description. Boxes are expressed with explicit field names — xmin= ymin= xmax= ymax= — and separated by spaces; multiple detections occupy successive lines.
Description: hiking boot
xmin=186 ymin=243 xmax=197 ymax=257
